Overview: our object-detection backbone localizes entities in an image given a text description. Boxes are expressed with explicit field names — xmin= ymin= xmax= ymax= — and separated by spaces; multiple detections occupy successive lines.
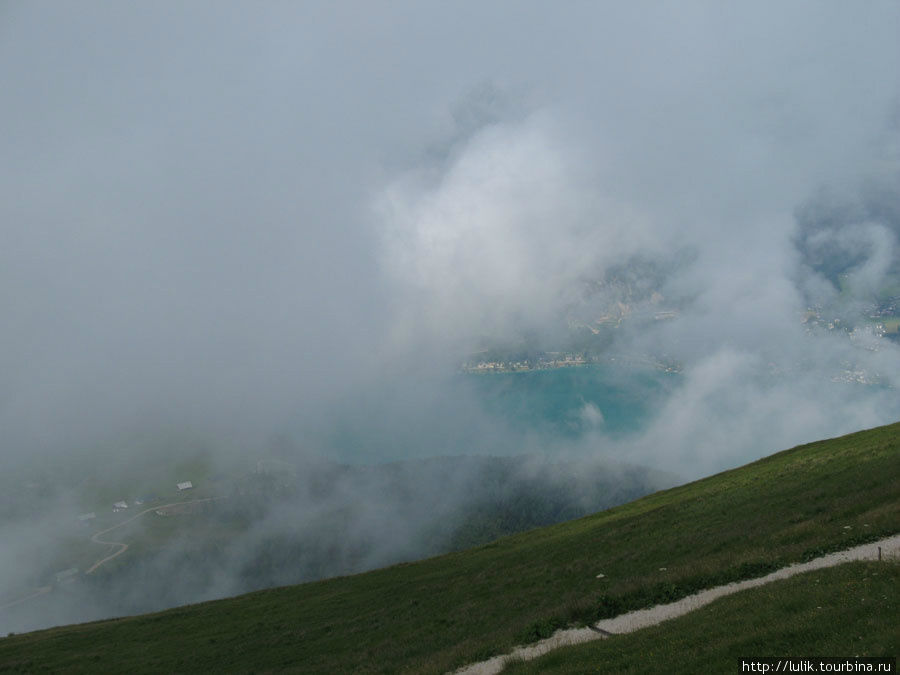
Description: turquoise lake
xmin=462 ymin=364 xmax=680 ymax=438
xmin=326 ymin=363 xmax=682 ymax=461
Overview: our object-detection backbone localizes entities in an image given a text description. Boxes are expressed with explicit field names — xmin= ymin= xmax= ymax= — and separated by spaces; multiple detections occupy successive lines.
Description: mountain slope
xmin=0 ymin=422 xmax=898 ymax=674
xmin=505 ymin=560 xmax=899 ymax=674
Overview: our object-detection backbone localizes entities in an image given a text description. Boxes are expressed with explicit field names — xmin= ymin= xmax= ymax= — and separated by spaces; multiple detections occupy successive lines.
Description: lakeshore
xmin=461 ymin=353 xmax=683 ymax=375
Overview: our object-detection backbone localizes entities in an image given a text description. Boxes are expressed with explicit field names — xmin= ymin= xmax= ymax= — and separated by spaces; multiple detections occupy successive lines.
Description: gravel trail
xmin=452 ymin=533 xmax=900 ymax=675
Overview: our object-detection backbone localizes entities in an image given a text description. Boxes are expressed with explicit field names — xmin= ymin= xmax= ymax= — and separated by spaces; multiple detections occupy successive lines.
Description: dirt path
xmin=85 ymin=497 xmax=221 ymax=574
xmin=452 ymin=533 xmax=900 ymax=675
xmin=0 ymin=586 xmax=52 ymax=612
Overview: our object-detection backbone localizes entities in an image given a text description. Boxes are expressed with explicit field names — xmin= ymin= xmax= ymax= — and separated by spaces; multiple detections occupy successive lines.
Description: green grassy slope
xmin=0 ymin=422 xmax=898 ymax=674
xmin=506 ymin=560 xmax=899 ymax=674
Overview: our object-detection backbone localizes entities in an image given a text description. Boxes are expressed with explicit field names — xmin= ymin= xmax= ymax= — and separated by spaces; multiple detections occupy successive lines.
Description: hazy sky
xmin=2 ymin=1 xmax=899 ymax=471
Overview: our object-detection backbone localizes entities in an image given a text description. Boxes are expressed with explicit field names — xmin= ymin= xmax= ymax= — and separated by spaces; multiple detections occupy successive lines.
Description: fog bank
xmin=1 ymin=0 xmax=899 ymax=633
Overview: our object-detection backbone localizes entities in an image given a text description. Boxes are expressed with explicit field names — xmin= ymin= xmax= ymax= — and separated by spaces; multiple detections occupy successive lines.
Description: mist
xmin=2 ymin=1 xmax=899 ymax=634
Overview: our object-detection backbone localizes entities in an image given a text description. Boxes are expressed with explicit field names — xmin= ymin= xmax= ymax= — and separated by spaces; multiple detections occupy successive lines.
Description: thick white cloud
xmin=376 ymin=113 xmax=657 ymax=343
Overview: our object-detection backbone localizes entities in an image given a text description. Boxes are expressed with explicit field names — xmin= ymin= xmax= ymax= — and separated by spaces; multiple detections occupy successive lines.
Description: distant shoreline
xmin=460 ymin=356 xmax=682 ymax=375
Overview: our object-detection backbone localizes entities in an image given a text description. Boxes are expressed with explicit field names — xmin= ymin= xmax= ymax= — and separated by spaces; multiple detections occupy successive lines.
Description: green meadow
xmin=0 ymin=422 xmax=898 ymax=674
xmin=506 ymin=560 xmax=898 ymax=674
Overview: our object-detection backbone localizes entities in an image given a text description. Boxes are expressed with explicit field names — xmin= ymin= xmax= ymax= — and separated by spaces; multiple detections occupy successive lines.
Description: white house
xmin=176 ymin=481 xmax=193 ymax=491
xmin=113 ymin=501 xmax=128 ymax=510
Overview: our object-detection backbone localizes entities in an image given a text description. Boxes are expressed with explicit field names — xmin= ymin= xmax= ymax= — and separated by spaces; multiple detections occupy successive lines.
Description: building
xmin=176 ymin=481 xmax=193 ymax=491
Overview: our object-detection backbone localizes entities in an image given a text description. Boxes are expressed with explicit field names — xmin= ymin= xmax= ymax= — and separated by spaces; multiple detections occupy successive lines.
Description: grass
xmin=0 ymin=422 xmax=898 ymax=674
xmin=505 ymin=560 xmax=899 ymax=674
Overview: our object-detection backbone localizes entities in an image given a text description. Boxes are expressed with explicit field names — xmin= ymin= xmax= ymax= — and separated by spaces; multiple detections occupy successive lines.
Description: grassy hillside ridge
xmin=505 ymin=560 xmax=899 ymax=674
xmin=0 ymin=422 xmax=898 ymax=674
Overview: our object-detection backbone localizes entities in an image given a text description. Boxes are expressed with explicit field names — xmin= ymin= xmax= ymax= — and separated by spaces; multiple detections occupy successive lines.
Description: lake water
xmin=326 ymin=363 xmax=682 ymax=462
xmin=463 ymin=364 xmax=680 ymax=439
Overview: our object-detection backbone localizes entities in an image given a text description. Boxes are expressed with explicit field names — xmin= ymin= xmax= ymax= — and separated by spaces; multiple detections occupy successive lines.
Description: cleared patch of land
xmin=0 ymin=422 xmax=897 ymax=674
xmin=85 ymin=498 xmax=223 ymax=574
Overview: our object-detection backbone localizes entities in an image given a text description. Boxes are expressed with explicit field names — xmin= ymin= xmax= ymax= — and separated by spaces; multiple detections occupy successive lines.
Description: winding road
xmin=85 ymin=497 xmax=222 ymax=574
xmin=0 ymin=497 xmax=226 ymax=617
xmin=0 ymin=586 xmax=52 ymax=612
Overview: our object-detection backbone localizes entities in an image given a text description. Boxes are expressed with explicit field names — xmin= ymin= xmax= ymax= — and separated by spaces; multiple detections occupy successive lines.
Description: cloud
xmin=376 ymin=111 xmax=658 ymax=348
xmin=1 ymin=0 xmax=900 ymax=634
xmin=577 ymin=402 xmax=605 ymax=430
